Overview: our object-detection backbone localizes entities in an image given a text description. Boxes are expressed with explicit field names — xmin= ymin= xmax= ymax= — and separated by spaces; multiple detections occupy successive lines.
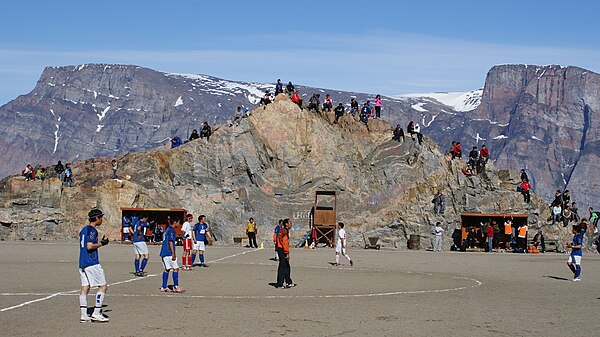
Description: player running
xmin=192 ymin=215 xmax=212 ymax=268
xmin=160 ymin=218 xmax=185 ymax=293
xmin=334 ymin=222 xmax=353 ymax=266
xmin=181 ymin=214 xmax=194 ymax=270
xmin=79 ymin=208 xmax=110 ymax=323
xmin=132 ymin=214 xmax=150 ymax=277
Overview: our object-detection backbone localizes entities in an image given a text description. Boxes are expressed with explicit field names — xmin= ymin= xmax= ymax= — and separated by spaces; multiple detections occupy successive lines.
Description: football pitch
xmin=0 ymin=241 xmax=598 ymax=337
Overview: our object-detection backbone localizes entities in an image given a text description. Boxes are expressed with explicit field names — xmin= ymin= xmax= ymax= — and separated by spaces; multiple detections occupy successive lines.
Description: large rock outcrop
xmin=0 ymin=97 xmax=565 ymax=248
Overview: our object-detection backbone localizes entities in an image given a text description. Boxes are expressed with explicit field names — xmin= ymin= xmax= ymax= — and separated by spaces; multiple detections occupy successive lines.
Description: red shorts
xmin=183 ymin=238 xmax=192 ymax=251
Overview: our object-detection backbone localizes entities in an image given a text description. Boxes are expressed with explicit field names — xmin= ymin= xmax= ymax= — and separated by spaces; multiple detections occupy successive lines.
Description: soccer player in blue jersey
xmin=132 ymin=214 xmax=150 ymax=277
xmin=160 ymin=218 xmax=186 ymax=293
xmin=78 ymin=208 xmax=110 ymax=323
xmin=192 ymin=215 xmax=212 ymax=268
xmin=566 ymin=224 xmax=584 ymax=281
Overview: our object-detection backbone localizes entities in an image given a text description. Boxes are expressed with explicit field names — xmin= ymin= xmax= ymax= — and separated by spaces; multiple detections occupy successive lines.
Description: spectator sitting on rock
xmin=407 ymin=121 xmax=416 ymax=140
xmin=462 ymin=164 xmax=475 ymax=176
xmin=552 ymin=204 xmax=562 ymax=226
xmin=189 ymin=129 xmax=200 ymax=141
xmin=392 ymin=125 xmax=404 ymax=142
xmin=36 ymin=167 xmax=46 ymax=181
xmin=232 ymin=106 xmax=243 ymax=126
xmin=452 ymin=142 xmax=462 ymax=159
xmin=432 ymin=190 xmax=445 ymax=214
xmin=468 ymin=146 xmax=479 ymax=168
xmin=171 ymin=134 xmax=182 ymax=148
xmin=366 ymin=100 xmax=374 ymax=118
xmin=414 ymin=123 xmax=423 ymax=144
xmin=350 ymin=98 xmax=359 ymax=116
xmin=285 ymin=82 xmax=295 ymax=96
xmin=308 ymin=94 xmax=320 ymax=111
xmin=334 ymin=103 xmax=345 ymax=124
xmin=479 ymin=145 xmax=489 ymax=165
xmin=323 ymin=94 xmax=333 ymax=112
xmin=291 ymin=91 xmax=303 ymax=110
xmin=360 ymin=103 xmax=369 ymax=125
xmin=23 ymin=164 xmax=34 ymax=181
xmin=275 ymin=79 xmax=284 ymax=96
xmin=562 ymin=205 xmax=572 ymax=228
xmin=571 ymin=202 xmax=580 ymax=222
xmin=260 ymin=90 xmax=272 ymax=106
xmin=200 ymin=122 xmax=212 ymax=141
xmin=533 ymin=230 xmax=545 ymax=252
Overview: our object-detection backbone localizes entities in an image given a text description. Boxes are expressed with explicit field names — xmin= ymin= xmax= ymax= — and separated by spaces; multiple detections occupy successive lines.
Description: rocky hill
xmin=1 ymin=63 xmax=598 ymax=209
xmin=0 ymin=96 xmax=564 ymax=248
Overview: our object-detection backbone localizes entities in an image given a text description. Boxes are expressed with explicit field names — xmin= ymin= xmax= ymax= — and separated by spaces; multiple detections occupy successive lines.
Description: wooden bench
xmin=233 ymin=236 xmax=249 ymax=246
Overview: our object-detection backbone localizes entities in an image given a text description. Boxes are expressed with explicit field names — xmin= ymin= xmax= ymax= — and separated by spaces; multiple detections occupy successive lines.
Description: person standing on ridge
xmin=374 ymin=94 xmax=382 ymax=118
xmin=78 ymin=208 xmax=110 ymax=322
xmin=55 ymin=160 xmax=65 ymax=181
xmin=519 ymin=178 xmax=531 ymax=203
xmin=479 ymin=145 xmax=489 ymax=166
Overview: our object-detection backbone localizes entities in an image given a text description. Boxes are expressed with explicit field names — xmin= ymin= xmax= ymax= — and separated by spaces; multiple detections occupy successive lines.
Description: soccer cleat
xmin=91 ymin=313 xmax=109 ymax=322
xmin=160 ymin=287 xmax=173 ymax=293
xmin=283 ymin=283 xmax=296 ymax=289
xmin=80 ymin=315 xmax=92 ymax=323
xmin=350 ymin=260 xmax=353 ymax=266
xmin=172 ymin=287 xmax=186 ymax=293
xmin=573 ymin=277 xmax=581 ymax=282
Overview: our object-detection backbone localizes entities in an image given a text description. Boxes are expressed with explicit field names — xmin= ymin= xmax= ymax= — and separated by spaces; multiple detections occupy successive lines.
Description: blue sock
xmin=191 ymin=254 xmax=196 ymax=264
xmin=173 ymin=271 xmax=179 ymax=287
xmin=200 ymin=254 xmax=204 ymax=264
xmin=134 ymin=259 xmax=140 ymax=273
xmin=575 ymin=265 xmax=581 ymax=278
xmin=162 ymin=272 xmax=169 ymax=288
xmin=140 ymin=258 xmax=148 ymax=272
xmin=568 ymin=264 xmax=576 ymax=274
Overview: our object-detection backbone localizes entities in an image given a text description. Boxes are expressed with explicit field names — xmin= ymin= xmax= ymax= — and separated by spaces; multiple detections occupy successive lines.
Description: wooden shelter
xmin=460 ymin=212 xmax=528 ymax=247
xmin=120 ymin=207 xmax=187 ymax=242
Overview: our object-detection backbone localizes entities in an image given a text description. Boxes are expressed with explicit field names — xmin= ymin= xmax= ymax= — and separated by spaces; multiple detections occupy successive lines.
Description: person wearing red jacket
xmin=520 ymin=179 xmax=531 ymax=203
xmin=452 ymin=142 xmax=462 ymax=159
xmin=275 ymin=219 xmax=295 ymax=288
xmin=291 ymin=91 xmax=303 ymax=110
xmin=485 ymin=224 xmax=494 ymax=253
xmin=479 ymin=145 xmax=489 ymax=165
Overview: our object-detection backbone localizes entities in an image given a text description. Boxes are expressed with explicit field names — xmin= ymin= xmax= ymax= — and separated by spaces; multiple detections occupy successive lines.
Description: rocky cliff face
xmin=1 ymin=63 xmax=598 ymax=210
xmin=0 ymin=96 xmax=563 ymax=248
xmin=466 ymin=65 xmax=600 ymax=209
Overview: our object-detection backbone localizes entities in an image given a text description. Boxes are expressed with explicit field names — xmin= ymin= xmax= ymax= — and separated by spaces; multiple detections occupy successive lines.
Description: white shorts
xmin=133 ymin=241 xmax=149 ymax=255
xmin=568 ymin=255 xmax=582 ymax=265
xmin=123 ymin=227 xmax=130 ymax=233
xmin=79 ymin=264 xmax=107 ymax=287
xmin=162 ymin=256 xmax=179 ymax=270
xmin=335 ymin=245 xmax=346 ymax=254
xmin=193 ymin=241 xmax=205 ymax=251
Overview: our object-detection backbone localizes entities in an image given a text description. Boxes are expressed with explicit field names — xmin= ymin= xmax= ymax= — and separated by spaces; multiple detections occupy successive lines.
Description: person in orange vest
xmin=274 ymin=218 xmax=295 ymax=288
xmin=504 ymin=219 xmax=513 ymax=249
xmin=517 ymin=223 xmax=528 ymax=253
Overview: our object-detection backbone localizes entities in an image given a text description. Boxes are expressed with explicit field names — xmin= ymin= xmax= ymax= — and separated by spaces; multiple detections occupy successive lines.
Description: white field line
xmin=0 ymin=249 xmax=261 ymax=313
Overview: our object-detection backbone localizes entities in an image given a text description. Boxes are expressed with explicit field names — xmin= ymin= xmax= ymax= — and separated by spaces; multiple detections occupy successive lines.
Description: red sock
xmin=187 ymin=256 xmax=192 ymax=267
xmin=182 ymin=256 xmax=186 ymax=267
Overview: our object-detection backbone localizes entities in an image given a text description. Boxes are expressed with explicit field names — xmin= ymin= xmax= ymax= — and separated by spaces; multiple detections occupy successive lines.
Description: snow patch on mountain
xmin=395 ymin=89 xmax=483 ymax=112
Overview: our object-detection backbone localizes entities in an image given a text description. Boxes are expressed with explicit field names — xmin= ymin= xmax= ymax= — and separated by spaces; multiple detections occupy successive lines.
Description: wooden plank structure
xmin=460 ymin=213 xmax=528 ymax=248
xmin=311 ymin=191 xmax=337 ymax=247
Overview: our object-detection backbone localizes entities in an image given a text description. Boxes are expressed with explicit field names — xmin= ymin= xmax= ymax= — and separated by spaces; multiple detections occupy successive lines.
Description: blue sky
xmin=1 ymin=0 xmax=599 ymax=105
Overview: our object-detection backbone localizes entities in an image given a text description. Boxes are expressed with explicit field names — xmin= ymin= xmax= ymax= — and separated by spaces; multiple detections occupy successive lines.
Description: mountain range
xmin=0 ymin=63 xmax=598 ymax=208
